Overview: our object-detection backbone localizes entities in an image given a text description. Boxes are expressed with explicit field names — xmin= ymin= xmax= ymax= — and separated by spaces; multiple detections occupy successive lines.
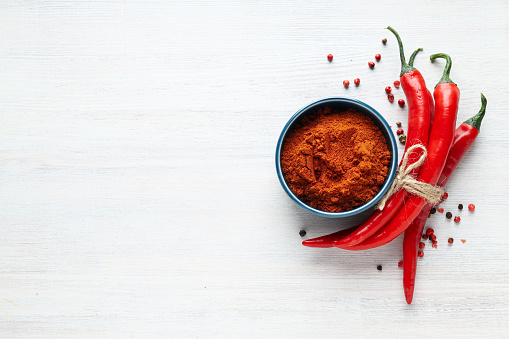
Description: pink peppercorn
xmin=397 ymin=129 xmax=404 ymax=135
xmin=419 ymin=242 xmax=425 ymax=249
xmin=385 ymin=86 xmax=392 ymax=94
xmin=418 ymin=250 xmax=424 ymax=258
xmin=343 ymin=80 xmax=350 ymax=88
xmin=354 ymin=78 xmax=360 ymax=86
xmin=375 ymin=53 xmax=381 ymax=61
xmin=398 ymin=261 xmax=403 ymax=268
xmin=368 ymin=61 xmax=375 ymax=69
xmin=454 ymin=216 xmax=461 ymax=223
xmin=430 ymin=234 xmax=437 ymax=241
xmin=432 ymin=241 xmax=438 ymax=249
xmin=394 ymin=80 xmax=400 ymax=88
xmin=422 ymin=234 xmax=429 ymax=240
xmin=426 ymin=228 xmax=434 ymax=236
xmin=468 ymin=204 xmax=475 ymax=211
xmin=398 ymin=99 xmax=405 ymax=107
xmin=387 ymin=93 xmax=394 ymax=102
xmin=327 ymin=54 xmax=333 ymax=61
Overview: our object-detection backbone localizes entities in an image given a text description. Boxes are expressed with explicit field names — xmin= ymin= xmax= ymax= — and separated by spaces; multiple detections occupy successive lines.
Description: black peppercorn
xmin=446 ymin=212 xmax=452 ymax=219
xmin=458 ymin=204 xmax=463 ymax=210
xmin=430 ymin=207 xmax=437 ymax=214
xmin=377 ymin=265 xmax=382 ymax=271
xmin=299 ymin=230 xmax=306 ymax=237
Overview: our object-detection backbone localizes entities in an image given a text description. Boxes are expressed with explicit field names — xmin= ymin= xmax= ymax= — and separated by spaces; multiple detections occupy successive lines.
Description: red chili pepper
xmin=301 ymin=225 xmax=358 ymax=248
xmin=408 ymin=47 xmax=436 ymax=127
xmin=402 ymin=93 xmax=487 ymax=304
xmin=328 ymin=27 xmax=431 ymax=248
xmin=341 ymin=52 xmax=459 ymax=251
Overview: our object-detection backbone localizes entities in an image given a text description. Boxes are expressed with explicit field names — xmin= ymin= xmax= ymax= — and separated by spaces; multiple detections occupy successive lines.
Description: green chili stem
xmin=464 ymin=93 xmax=487 ymax=131
xmin=430 ymin=53 xmax=456 ymax=87
xmin=386 ymin=26 xmax=415 ymax=77
xmin=408 ymin=48 xmax=423 ymax=67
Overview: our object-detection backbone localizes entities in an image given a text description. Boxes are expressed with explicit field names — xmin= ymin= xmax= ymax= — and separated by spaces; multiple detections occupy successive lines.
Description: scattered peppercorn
xmin=397 ymin=128 xmax=404 ymax=135
xmin=430 ymin=234 xmax=437 ymax=241
xmin=422 ymin=234 xmax=428 ymax=240
xmin=385 ymin=86 xmax=392 ymax=94
xmin=454 ymin=216 xmax=461 ymax=223
xmin=419 ymin=242 xmax=425 ymax=249
xmin=299 ymin=230 xmax=306 ymax=237
xmin=442 ymin=192 xmax=448 ymax=200
xmin=377 ymin=265 xmax=382 ymax=271
xmin=388 ymin=93 xmax=395 ymax=102
xmin=430 ymin=207 xmax=437 ymax=214
xmin=468 ymin=204 xmax=475 ymax=211
xmin=437 ymin=207 xmax=444 ymax=213
xmin=432 ymin=241 xmax=438 ymax=249
xmin=448 ymin=237 xmax=454 ymax=244
xmin=418 ymin=250 xmax=424 ymax=258
xmin=458 ymin=204 xmax=463 ymax=210
xmin=446 ymin=212 xmax=452 ymax=219
xmin=368 ymin=61 xmax=375 ymax=69
xmin=382 ymin=38 xmax=387 ymax=45
xmin=343 ymin=80 xmax=350 ymax=88
xmin=354 ymin=78 xmax=360 ymax=86
xmin=393 ymin=80 xmax=400 ymax=88
xmin=398 ymin=261 xmax=403 ymax=268
xmin=396 ymin=121 xmax=402 ymax=127
xmin=398 ymin=99 xmax=405 ymax=107
xmin=375 ymin=53 xmax=381 ymax=61
xmin=398 ymin=134 xmax=406 ymax=143
xmin=461 ymin=239 xmax=466 ymax=243
xmin=327 ymin=54 xmax=333 ymax=61
xmin=426 ymin=228 xmax=434 ymax=236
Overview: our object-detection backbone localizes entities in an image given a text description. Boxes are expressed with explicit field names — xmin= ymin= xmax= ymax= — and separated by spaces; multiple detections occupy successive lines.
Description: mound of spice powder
xmin=281 ymin=107 xmax=391 ymax=212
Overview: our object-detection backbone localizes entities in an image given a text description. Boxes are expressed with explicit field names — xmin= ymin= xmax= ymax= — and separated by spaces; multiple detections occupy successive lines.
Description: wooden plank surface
xmin=1 ymin=1 xmax=508 ymax=337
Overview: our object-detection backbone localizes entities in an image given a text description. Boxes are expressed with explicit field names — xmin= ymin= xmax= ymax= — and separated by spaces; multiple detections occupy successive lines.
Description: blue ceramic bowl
xmin=275 ymin=97 xmax=398 ymax=218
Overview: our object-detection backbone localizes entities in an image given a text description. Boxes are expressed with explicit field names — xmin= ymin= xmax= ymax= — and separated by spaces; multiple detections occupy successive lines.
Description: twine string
xmin=376 ymin=144 xmax=444 ymax=210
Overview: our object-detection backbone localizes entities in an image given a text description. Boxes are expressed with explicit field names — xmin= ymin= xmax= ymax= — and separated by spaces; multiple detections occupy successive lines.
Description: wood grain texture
xmin=0 ymin=0 xmax=508 ymax=337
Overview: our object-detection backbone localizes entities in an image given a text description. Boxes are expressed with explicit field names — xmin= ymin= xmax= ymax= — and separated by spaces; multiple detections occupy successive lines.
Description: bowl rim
xmin=275 ymin=97 xmax=398 ymax=218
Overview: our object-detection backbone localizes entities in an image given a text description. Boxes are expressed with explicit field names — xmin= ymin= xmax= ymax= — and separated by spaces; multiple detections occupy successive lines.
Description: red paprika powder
xmin=281 ymin=107 xmax=391 ymax=212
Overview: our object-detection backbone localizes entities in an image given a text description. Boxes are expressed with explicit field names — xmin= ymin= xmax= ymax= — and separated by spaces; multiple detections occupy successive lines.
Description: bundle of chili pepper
xmin=336 ymin=51 xmax=459 ymax=251
xmin=303 ymin=26 xmax=431 ymax=248
xmin=403 ymin=93 xmax=487 ymax=304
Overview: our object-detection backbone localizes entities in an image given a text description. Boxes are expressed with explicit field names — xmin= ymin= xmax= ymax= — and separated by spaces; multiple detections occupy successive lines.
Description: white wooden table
xmin=1 ymin=1 xmax=508 ymax=337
